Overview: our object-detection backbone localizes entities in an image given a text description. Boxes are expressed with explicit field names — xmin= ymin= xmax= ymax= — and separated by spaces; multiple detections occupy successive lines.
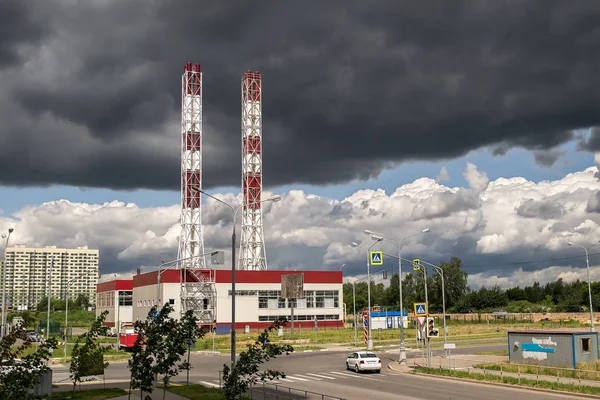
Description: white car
xmin=346 ymin=351 xmax=381 ymax=373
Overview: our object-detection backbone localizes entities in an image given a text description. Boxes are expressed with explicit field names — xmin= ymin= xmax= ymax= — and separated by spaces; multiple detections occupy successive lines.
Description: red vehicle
xmin=119 ymin=324 xmax=142 ymax=350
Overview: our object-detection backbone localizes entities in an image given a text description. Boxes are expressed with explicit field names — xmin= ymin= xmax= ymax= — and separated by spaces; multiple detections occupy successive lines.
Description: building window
xmin=169 ymin=299 xmax=175 ymax=305
xmin=258 ymin=290 xmax=281 ymax=309
xmin=118 ymin=290 xmax=133 ymax=306
xmin=315 ymin=290 xmax=338 ymax=308
xmin=582 ymin=338 xmax=591 ymax=353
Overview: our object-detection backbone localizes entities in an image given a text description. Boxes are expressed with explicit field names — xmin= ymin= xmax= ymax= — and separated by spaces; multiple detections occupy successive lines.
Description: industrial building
xmin=508 ymin=330 xmax=599 ymax=368
xmin=1 ymin=245 xmax=99 ymax=310
xmin=97 ymin=269 xmax=344 ymax=332
xmin=95 ymin=279 xmax=133 ymax=328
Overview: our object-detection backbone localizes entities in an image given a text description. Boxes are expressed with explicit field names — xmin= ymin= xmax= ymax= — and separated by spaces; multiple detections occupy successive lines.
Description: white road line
xmin=306 ymin=373 xmax=336 ymax=380
xmin=329 ymin=371 xmax=384 ymax=382
xmin=295 ymin=374 xmax=321 ymax=380
xmin=329 ymin=371 xmax=356 ymax=377
xmin=281 ymin=375 xmax=309 ymax=382
xmin=199 ymin=380 xmax=220 ymax=388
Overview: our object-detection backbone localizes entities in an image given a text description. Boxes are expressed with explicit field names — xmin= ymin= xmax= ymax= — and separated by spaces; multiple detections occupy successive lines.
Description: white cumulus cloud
xmin=2 ymin=162 xmax=600 ymax=288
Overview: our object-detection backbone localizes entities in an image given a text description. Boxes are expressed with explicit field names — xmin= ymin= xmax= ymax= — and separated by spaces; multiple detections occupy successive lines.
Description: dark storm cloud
xmin=516 ymin=198 xmax=565 ymax=219
xmin=578 ymin=127 xmax=600 ymax=152
xmin=532 ymin=149 xmax=566 ymax=167
xmin=1 ymin=0 xmax=600 ymax=190
xmin=0 ymin=1 xmax=46 ymax=67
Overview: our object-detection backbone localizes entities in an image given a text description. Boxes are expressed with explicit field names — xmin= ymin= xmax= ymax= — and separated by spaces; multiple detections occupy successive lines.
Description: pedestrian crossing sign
xmin=369 ymin=251 xmax=383 ymax=266
xmin=414 ymin=302 xmax=428 ymax=316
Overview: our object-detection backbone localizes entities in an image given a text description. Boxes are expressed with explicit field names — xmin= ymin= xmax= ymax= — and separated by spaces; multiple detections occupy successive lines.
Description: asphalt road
xmin=52 ymin=345 xmax=575 ymax=400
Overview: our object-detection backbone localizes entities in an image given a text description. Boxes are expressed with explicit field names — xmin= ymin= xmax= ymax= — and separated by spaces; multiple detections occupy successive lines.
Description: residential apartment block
xmin=1 ymin=245 xmax=99 ymax=310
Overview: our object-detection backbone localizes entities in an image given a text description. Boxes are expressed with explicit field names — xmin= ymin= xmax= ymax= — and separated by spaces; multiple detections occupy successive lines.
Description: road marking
xmin=329 ymin=371 xmax=384 ymax=382
xmin=295 ymin=374 xmax=321 ymax=380
xmin=306 ymin=373 xmax=336 ymax=380
xmin=199 ymin=380 xmax=220 ymax=388
xmin=329 ymin=371 xmax=356 ymax=377
xmin=280 ymin=375 xmax=309 ymax=382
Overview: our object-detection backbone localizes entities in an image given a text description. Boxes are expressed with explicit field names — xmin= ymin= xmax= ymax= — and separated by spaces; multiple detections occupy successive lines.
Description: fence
xmin=415 ymin=355 xmax=600 ymax=386
xmin=247 ymin=382 xmax=345 ymax=400
xmin=217 ymin=371 xmax=344 ymax=400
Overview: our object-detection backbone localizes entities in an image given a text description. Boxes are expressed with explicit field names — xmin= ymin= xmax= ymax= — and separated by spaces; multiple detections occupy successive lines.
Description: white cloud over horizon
xmin=3 ymin=161 xmax=600 ymax=289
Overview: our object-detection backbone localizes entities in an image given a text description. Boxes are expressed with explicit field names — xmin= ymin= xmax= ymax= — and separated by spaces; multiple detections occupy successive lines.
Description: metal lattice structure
xmin=239 ymin=71 xmax=267 ymax=270
xmin=178 ymin=62 xmax=215 ymax=323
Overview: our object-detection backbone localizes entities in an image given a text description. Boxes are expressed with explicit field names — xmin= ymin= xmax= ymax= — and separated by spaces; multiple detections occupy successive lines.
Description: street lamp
xmin=64 ymin=273 xmax=85 ymax=362
xmin=352 ymin=238 xmax=382 ymax=350
xmin=418 ymin=259 xmax=447 ymax=356
xmin=340 ymin=264 xmax=346 ymax=272
xmin=1 ymin=227 xmax=14 ymax=339
xmin=363 ymin=228 xmax=430 ymax=364
xmin=568 ymin=240 xmax=600 ymax=332
xmin=192 ymin=186 xmax=281 ymax=369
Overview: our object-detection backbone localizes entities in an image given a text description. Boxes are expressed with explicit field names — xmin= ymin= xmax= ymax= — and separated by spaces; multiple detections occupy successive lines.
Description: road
xmin=52 ymin=345 xmax=576 ymax=400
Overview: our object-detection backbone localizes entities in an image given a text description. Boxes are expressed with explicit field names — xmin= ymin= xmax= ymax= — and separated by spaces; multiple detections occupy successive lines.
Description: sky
xmin=2 ymin=0 xmax=600 ymax=288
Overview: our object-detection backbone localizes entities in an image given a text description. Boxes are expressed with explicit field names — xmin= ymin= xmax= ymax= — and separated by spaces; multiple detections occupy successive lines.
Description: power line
xmin=455 ymin=251 xmax=600 ymax=271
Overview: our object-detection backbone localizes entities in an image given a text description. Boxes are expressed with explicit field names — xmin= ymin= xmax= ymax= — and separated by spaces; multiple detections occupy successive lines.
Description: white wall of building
xmin=133 ymin=283 xmax=181 ymax=322
xmin=215 ymin=283 xmax=343 ymax=324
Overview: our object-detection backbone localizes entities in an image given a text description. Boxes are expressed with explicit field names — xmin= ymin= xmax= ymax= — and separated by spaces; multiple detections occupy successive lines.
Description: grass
xmin=472 ymin=361 xmax=600 ymax=381
xmin=414 ymin=367 xmax=600 ymax=396
xmin=474 ymin=350 xmax=508 ymax=356
xmin=194 ymin=321 xmax=586 ymax=351
xmin=51 ymin=388 xmax=127 ymax=400
xmin=168 ymin=384 xmax=251 ymax=400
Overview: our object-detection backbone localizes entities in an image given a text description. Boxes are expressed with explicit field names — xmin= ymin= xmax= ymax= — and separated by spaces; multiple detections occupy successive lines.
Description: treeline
xmin=342 ymin=256 xmax=600 ymax=314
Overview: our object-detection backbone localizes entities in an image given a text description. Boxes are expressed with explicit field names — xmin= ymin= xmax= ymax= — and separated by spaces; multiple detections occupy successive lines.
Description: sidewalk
xmin=109 ymin=389 xmax=189 ymax=400
xmin=52 ymin=380 xmax=191 ymax=399
xmin=389 ymin=355 xmax=600 ymax=388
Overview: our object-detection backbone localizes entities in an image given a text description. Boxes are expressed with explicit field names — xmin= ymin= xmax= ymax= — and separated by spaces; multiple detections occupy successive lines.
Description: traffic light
xmin=412 ymin=258 xmax=421 ymax=271
xmin=426 ymin=317 xmax=439 ymax=338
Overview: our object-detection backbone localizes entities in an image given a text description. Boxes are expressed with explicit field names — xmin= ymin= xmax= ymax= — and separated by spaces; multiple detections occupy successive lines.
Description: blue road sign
xmin=413 ymin=302 xmax=428 ymax=316
xmin=363 ymin=318 xmax=368 ymax=327
xmin=369 ymin=251 xmax=383 ymax=266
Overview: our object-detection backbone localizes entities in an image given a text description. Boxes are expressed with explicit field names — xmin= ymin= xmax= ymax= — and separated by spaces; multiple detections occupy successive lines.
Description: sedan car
xmin=346 ymin=351 xmax=381 ymax=373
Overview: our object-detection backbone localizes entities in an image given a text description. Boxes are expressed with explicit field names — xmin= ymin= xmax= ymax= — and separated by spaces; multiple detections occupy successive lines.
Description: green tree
xmin=221 ymin=318 xmax=294 ymax=400
xmin=434 ymin=257 xmax=469 ymax=308
xmin=75 ymin=294 xmax=91 ymax=310
xmin=0 ymin=320 xmax=58 ymax=399
xmin=69 ymin=311 xmax=110 ymax=395
xmin=128 ymin=304 xmax=200 ymax=400
xmin=179 ymin=310 xmax=205 ymax=385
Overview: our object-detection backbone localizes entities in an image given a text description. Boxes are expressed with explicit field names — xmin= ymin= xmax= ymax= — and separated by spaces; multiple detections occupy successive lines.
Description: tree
xmin=128 ymin=304 xmax=200 ymax=400
xmin=221 ymin=318 xmax=294 ymax=400
xmin=0 ymin=320 xmax=58 ymax=399
xmin=179 ymin=310 xmax=205 ymax=385
xmin=69 ymin=311 xmax=110 ymax=395
xmin=75 ymin=294 xmax=91 ymax=310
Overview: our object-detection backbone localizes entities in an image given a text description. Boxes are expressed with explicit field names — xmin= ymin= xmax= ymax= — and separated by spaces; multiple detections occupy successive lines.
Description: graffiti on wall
xmin=521 ymin=336 xmax=557 ymax=361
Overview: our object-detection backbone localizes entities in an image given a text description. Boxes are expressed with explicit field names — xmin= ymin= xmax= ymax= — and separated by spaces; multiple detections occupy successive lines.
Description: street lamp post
xmin=193 ymin=186 xmax=281 ymax=369
xmin=1 ymin=227 xmax=14 ymax=339
xmin=65 ymin=273 xmax=85 ymax=362
xmin=419 ymin=260 xmax=447 ymax=356
xmin=47 ymin=256 xmax=54 ymax=340
xmin=363 ymin=228 xmax=430 ymax=364
xmin=568 ymin=240 xmax=600 ymax=332
xmin=352 ymin=239 xmax=382 ymax=350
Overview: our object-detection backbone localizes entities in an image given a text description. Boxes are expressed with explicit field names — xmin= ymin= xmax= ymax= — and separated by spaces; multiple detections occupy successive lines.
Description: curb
xmin=408 ymin=368 xmax=600 ymax=399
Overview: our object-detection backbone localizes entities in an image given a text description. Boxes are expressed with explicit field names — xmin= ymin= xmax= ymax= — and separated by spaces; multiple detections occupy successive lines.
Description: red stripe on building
xmin=214 ymin=270 xmax=341 ymax=284
xmin=132 ymin=269 xmax=211 ymax=288
xmin=97 ymin=280 xmax=133 ymax=293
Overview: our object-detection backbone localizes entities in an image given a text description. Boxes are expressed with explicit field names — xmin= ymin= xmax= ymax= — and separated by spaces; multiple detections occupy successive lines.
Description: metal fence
xmin=247 ymin=382 xmax=345 ymax=400
xmin=416 ymin=355 xmax=600 ymax=386
xmin=216 ymin=371 xmax=345 ymax=400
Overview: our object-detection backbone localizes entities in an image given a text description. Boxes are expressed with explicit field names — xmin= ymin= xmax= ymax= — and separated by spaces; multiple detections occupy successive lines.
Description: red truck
xmin=119 ymin=324 xmax=142 ymax=350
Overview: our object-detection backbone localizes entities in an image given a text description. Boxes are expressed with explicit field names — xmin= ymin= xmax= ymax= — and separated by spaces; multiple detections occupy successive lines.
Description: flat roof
xmin=508 ymin=330 xmax=598 ymax=335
